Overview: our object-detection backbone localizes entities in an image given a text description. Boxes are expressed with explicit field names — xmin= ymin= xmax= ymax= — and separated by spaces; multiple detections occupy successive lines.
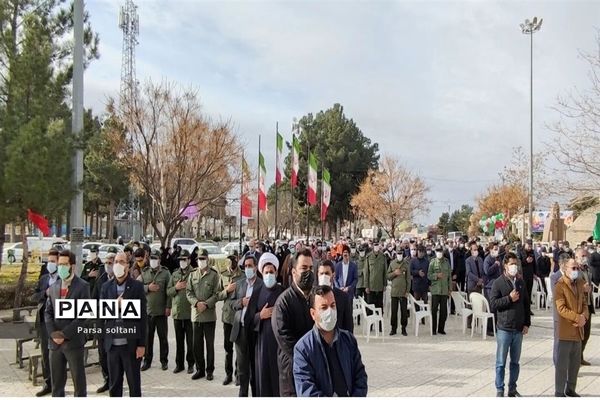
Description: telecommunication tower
xmin=119 ymin=0 xmax=139 ymax=108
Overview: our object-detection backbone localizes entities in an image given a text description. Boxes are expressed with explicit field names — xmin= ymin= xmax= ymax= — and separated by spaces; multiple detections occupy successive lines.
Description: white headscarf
xmin=258 ymin=252 xmax=279 ymax=273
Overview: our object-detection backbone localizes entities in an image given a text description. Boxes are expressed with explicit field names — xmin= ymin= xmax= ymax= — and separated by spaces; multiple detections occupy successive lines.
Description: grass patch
xmin=0 ymin=263 xmax=42 ymax=285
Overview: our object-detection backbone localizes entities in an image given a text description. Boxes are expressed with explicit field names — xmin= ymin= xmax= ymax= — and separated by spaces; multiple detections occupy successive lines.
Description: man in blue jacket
xmin=293 ymin=285 xmax=368 ymax=397
xmin=334 ymin=246 xmax=358 ymax=299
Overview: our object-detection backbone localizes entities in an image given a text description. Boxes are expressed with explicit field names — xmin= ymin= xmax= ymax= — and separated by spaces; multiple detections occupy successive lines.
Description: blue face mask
xmin=263 ymin=273 xmax=276 ymax=288
xmin=245 ymin=267 xmax=256 ymax=280
xmin=570 ymin=270 xmax=579 ymax=281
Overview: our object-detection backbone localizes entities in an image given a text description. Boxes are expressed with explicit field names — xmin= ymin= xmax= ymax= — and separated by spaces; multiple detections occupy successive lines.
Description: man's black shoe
xmin=161 ymin=363 xmax=168 ymax=371
xmin=389 ymin=331 xmax=397 ymax=336
xmin=530 ymin=311 xmax=534 ymax=316
xmin=35 ymin=386 xmax=52 ymax=397
xmin=187 ymin=366 xmax=194 ymax=374
xmin=508 ymin=391 xmax=521 ymax=397
xmin=223 ymin=375 xmax=233 ymax=385
xmin=401 ymin=329 xmax=407 ymax=336
xmin=565 ymin=390 xmax=580 ymax=397
xmin=141 ymin=362 xmax=151 ymax=371
xmin=581 ymin=359 xmax=591 ymax=366
xmin=235 ymin=376 xmax=240 ymax=386
xmin=496 ymin=391 xmax=504 ymax=397
xmin=192 ymin=371 xmax=205 ymax=380
xmin=207 ymin=373 xmax=214 ymax=381
xmin=96 ymin=382 xmax=109 ymax=393
xmin=487 ymin=331 xmax=495 ymax=337
xmin=173 ymin=366 xmax=184 ymax=374
xmin=438 ymin=330 xmax=446 ymax=335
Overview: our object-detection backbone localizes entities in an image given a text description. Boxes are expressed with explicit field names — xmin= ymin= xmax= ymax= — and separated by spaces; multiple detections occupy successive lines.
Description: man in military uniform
xmin=217 ymin=255 xmax=244 ymax=385
xmin=356 ymin=244 xmax=368 ymax=299
xmin=186 ymin=249 xmax=222 ymax=381
xmin=364 ymin=241 xmax=387 ymax=325
xmin=81 ymin=245 xmax=104 ymax=295
xmin=167 ymin=249 xmax=195 ymax=374
xmin=387 ymin=252 xmax=411 ymax=336
xmin=140 ymin=248 xmax=172 ymax=371
xmin=428 ymin=246 xmax=453 ymax=335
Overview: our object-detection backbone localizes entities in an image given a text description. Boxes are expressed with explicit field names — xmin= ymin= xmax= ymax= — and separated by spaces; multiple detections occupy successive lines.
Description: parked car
xmin=2 ymin=243 xmax=24 ymax=264
xmin=171 ymin=238 xmax=200 ymax=253
xmin=221 ymin=241 xmax=243 ymax=255
xmin=198 ymin=244 xmax=229 ymax=273
xmin=98 ymin=244 xmax=124 ymax=261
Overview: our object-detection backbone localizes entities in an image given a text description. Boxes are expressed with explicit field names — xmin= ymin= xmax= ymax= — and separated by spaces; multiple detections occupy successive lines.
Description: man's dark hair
xmin=48 ymin=248 xmax=60 ymax=257
xmin=58 ymin=249 xmax=76 ymax=265
xmin=294 ymin=248 xmax=313 ymax=263
xmin=503 ymin=252 xmax=519 ymax=266
xmin=243 ymin=255 xmax=257 ymax=266
xmin=310 ymin=285 xmax=333 ymax=308
xmin=134 ymin=248 xmax=146 ymax=258
xmin=342 ymin=245 xmax=350 ymax=254
xmin=319 ymin=259 xmax=335 ymax=273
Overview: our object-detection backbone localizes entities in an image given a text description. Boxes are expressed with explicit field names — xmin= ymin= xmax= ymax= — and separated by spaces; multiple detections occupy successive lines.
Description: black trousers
xmin=368 ymin=291 xmax=384 ymax=312
xmin=174 ymin=319 xmax=194 ymax=369
xmin=193 ymin=321 xmax=216 ymax=374
xmin=582 ymin=306 xmax=593 ymax=359
xmin=525 ymin=277 xmax=534 ymax=305
xmin=145 ymin=315 xmax=169 ymax=365
xmin=390 ymin=297 xmax=408 ymax=332
xmin=108 ymin=345 xmax=142 ymax=397
xmin=431 ymin=295 xmax=448 ymax=334
xmin=49 ymin=346 xmax=87 ymax=397
xmin=235 ymin=326 xmax=256 ymax=397
xmin=39 ymin=322 xmax=51 ymax=388
xmin=97 ymin=336 xmax=109 ymax=384
xmin=356 ymin=287 xmax=365 ymax=299
xmin=223 ymin=322 xmax=236 ymax=377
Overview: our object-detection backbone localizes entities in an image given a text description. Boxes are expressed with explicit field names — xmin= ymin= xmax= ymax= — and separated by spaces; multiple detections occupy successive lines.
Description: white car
xmin=98 ymin=244 xmax=124 ymax=261
xmin=221 ymin=241 xmax=243 ymax=255
xmin=2 ymin=243 xmax=24 ymax=264
xmin=171 ymin=238 xmax=200 ymax=253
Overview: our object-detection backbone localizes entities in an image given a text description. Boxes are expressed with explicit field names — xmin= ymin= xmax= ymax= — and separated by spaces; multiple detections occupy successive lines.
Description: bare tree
xmin=351 ymin=155 xmax=430 ymax=238
xmin=109 ymin=81 xmax=241 ymax=246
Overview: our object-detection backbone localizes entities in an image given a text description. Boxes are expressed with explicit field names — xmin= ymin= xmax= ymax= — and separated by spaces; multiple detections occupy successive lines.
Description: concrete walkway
xmin=0 ymin=305 xmax=598 ymax=397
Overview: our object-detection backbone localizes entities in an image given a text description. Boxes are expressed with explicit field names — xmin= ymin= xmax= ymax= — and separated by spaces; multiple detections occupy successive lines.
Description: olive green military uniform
xmin=186 ymin=267 xmax=222 ymax=374
xmin=140 ymin=265 xmax=172 ymax=367
xmin=387 ymin=259 xmax=411 ymax=334
xmin=365 ymin=251 xmax=387 ymax=314
xmin=216 ymin=266 xmax=244 ymax=379
xmin=356 ymin=254 xmax=367 ymax=298
xmin=428 ymin=257 xmax=452 ymax=334
xmin=167 ymin=266 xmax=194 ymax=371
xmin=81 ymin=258 xmax=104 ymax=295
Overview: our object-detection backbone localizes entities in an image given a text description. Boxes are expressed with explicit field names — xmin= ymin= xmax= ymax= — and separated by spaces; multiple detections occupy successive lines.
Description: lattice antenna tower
xmin=119 ymin=0 xmax=139 ymax=109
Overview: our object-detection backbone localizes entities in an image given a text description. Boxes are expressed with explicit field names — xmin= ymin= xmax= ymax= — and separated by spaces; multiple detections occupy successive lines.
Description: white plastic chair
xmin=469 ymin=292 xmax=495 ymax=340
xmin=384 ymin=283 xmax=392 ymax=317
xmin=352 ymin=297 xmax=362 ymax=326
xmin=359 ymin=297 xmax=384 ymax=343
xmin=451 ymin=291 xmax=473 ymax=334
xmin=545 ymin=276 xmax=553 ymax=309
xmin=592 ymin=282 xmax=600 ymax=308
xmin=531 ymin=277 xmax=545 ymax=310
xmin=408 ymin=294 xmax=433 ymax=337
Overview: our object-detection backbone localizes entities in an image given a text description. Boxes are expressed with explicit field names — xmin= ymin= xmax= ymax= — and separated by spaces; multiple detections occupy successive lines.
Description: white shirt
xmin=342 ymin=262 xmax=349 ymax=287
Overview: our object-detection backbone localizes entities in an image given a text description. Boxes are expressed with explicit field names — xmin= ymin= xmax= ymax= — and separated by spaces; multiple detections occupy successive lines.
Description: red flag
xmin=27 ymin=209 xmax=51 ymax=236
xmin=241 ymin=158 xmax=253 ymax=218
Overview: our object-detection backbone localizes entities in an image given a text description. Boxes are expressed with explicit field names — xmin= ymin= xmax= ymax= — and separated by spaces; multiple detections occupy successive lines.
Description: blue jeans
xmin=495 ymin=328 xmax=523 ymax=393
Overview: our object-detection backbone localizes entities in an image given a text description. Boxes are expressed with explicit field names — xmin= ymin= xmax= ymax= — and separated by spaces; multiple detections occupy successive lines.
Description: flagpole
xmin=290 ymin=131 xmax=295 ymax=241
xmin=257 ymin=135 xmax=261 ymax=240
xmin=275 ymin=122 xmax=279 ymax=240
xmin=306 ymin=141 xmax=310 ymax=242
xmin=320 ymin=161 xmax=324 ymax=242
xmin=239 ymin=151 xmax=244 ymax=256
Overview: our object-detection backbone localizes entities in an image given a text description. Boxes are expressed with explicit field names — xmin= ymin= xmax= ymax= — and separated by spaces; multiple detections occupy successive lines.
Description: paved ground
xmin=1 ymin=304 xmax=599 ymax=397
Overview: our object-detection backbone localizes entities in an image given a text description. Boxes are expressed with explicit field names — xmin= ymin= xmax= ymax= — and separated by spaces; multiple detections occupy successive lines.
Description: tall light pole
xmin=520 ymin=17 xmax=542 ymax=240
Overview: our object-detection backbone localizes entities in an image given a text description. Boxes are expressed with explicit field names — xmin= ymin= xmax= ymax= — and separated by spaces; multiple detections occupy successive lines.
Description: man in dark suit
xmin=31 ymin=248 xmax=60 ymax=397
xmin=466 ymin=242 xmax=485 ymax=294
xmin=44 ymin=249 xmax=90 ymax=397
xmin=334 ymin=246 xmax=358 ymax=299
xmin=230 ymin=255 xmax=263 ymax=397
xmin=318 ymin=260 xmax=353 ymax=332
xmin=100 ymin=251 xmax=147 ymax=397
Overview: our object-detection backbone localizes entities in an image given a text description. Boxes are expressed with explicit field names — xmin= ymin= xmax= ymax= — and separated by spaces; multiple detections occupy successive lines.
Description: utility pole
xmin=70 ymin=0 xmax=84 ymax=274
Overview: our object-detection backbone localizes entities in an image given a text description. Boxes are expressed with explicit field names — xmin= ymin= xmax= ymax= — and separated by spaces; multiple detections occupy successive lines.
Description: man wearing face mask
xmin=140 ymin=248 xmax=172 ymax=371
xmin=410 ymin=246 xmax=430 ymax=310
xmin=186 ymin=248 xmax=222 ymax=381
xmin=334 ymin=246 xmax=358 ymax=299
xmin=230 ymin=255 xmax=263 ymax=396
xmin=31 ymin=248 xmax=60 ymax=397
xmin=272 ymin=248 xmax=316 ymax=396
xmin=317 ymin=260 xmax=353 ymax=332
xmin=575 ymin=248 xmax=595 ymax=366
xmin=254 ymin=253 xmax=284 ymax=396
xmin=383 ymin=243 xmax=396 ymax=266
xmin=364 ymin=241 xmax=387 ymax=323
xmin=466 ymin=242 xmax=485 ymax=294
xmin=554 ymin=258 xmax=589 ymax=397
xmin=130 ymin=248 xmax=146 ymax=281
xmin=100 ymin=252 xmax=147 ymax=396
xmin=490 ymin=253 xmax=531 ymax=397
xmin=519 ymin=241 xmax=537 ymax=314
xmin=293 ymin=285 xmax=368 ymax=397
xmin=167 ymin=249 xmax=195 ymax=375
xmin=387 ymin=251 xmax=411 ymax=336
xmin=44 ymin=250 xmax=90 ymax=397
xmin=216 ymin=255 xmax=244 ymax=385
xmin=81 ymin=245 xmax=104 ymax=295
xmin=355 ymin=244 xmax=368 ymax=300
xmin=428 ymin=246 xmax=452 ymax=335
xmin=92 ymin=251 xmax=118 ymax=394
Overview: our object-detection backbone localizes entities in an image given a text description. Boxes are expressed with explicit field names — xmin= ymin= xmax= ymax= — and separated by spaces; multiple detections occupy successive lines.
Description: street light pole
xmin=520 ymin=17 xmax=542 ymax=240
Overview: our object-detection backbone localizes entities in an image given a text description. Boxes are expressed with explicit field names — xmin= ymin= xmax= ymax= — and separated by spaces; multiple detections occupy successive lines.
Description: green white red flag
xmin=307 ymin=152 xmax=318 ymax=205
xmin=258 ymin=152 xmax=267 ymax=211
xmin=291 ymin=134 xmax=300 ymax=188
xmin=321 ymin=168 xmax=330 ymax=221
xmin=241 ymin=157 xmax=252 ymax=218
xmin=276 ymin=132 xmax=284 ymax=186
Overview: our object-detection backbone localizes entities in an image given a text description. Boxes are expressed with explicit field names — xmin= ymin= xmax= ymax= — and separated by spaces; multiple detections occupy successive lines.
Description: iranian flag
xmin=307 ymin=152 xmax=318 ymax=205
xmin=241 ymin=157 xmax=252 ymax=218
xmin=321 ymin=168 xmax=331 ymax=221
xmin=258 ymin=152 xmax=267 ymax=211
xmin=276 ymin=132 xmax=284 ymax=186
xmin=291 ymin=134 xmax=300 ymax=188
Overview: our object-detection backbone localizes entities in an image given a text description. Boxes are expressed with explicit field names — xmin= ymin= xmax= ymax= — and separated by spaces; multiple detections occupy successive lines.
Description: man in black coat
xmin=271 ymin=248 xmax=315 ymax=396
xmin=589 ymin=246 xmax=600 ymax=285
xmin=315 ymin=260 xmax=353 ymax=332
xmin=519 ymin=242 xmax=537 ymax=312
xmin=31 ymin=248 xmax=60 ymax=397
xmin=100 ymin=251 xmax=148 ymax=397
xmin=44 ymin=250 xmax=90 ymax=397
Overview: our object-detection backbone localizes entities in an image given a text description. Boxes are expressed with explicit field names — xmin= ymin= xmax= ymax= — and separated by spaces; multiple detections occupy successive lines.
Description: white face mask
xmin=318 ymin=274 xmax=332 ymax=287
xmin=150 ymin=259 xmax=160 ymax=269
xmin=317 ymin=307 xmax=337 ymax=332
xmin=396 ymin=254 xmax=403 ymax=261
xmin=90 ymin=252 xmax=97 ymax=260
xmin=114 ymin=263 xmax=126 ymax=279
xmin=263 ymin=273 xmax=277 ymax=288
xmin=435 ymin=252 xmax=443 ymax=259
xmin=199 ymin=259 xmax=208 ymax=269
xmin=373 ymin=246 xmax=380 ymax=252
xmin=507 ymin=264 xmax=518 ymax=277
xmin=47 ymin=262 xmax=57 ymax=274
xmin=359 ymin=251 xmax=365 ymax=257
xmin=179 ymin=260 xmax=188 ymax=269
xmin=490 ymin=250 xmax=498 ymax=258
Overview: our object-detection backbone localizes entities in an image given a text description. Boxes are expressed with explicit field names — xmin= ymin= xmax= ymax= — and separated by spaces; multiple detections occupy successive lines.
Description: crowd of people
xmin=29 ymin=234 xmax=598 ymax=397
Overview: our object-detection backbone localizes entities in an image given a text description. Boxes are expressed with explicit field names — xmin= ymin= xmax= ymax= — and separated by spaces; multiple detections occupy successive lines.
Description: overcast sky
xmin=84 ymin=0 xmax=600 ymax=225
